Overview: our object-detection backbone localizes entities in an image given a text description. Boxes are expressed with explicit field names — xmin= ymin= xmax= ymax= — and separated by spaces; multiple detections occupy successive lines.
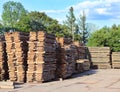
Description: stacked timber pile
xmin=73 ymin=41 xmax=86 ymax=59
xmin=78 ymin=46 xmax=86 ymax=59
xmin=73 ymin=42 xmax=90 ymax=73
xmin=0 ymin=35 xmax=8 ymax=81
xmin=112 ymin=52 xmax=120 ymax=69
xmin=56 ymin=37 xmax=75 ymax=79
xmin=4 ymin=32 xmax=29 ymax=82
xmin=88 ymin=47 xmax=111 ymax=69
xmin=0 ymin=42 xmax=6 ymax=81
xmin=76 ymin=59 xmax=90 ymax=72
xmin=70 ymin=43 xmax=79 ymax=61
xmin=27 ymin=31 xmax=56 ymax=82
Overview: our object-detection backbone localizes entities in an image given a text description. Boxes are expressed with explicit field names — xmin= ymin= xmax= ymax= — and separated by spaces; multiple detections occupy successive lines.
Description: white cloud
xmin=72 ymin=0 xmax=120 ymax=21
xmin=95 ymin=8 xmax=111 ymax=15
xmin=40 ymin=0 xmax=120 ymax=27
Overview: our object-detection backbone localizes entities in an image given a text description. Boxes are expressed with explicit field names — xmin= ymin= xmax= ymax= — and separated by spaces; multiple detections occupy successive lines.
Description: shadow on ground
xmin=72 ymin=69 xmax=98 ymax=79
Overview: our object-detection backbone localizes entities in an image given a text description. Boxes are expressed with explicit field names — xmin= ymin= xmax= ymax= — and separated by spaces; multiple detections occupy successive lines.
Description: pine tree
xmin=78 ymin=11 xmax=88 ymax=45
xmin=64 ymin=7 xmax=76 ymax=41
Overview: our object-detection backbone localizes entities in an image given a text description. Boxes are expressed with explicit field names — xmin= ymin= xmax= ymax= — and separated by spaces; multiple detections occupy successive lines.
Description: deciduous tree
xmin=2 ymin=1 xmax=27 ymax=29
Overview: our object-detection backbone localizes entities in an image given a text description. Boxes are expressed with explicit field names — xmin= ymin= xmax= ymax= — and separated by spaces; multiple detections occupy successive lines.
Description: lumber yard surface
xmin=1 ymin=69 xmax=120 ymax=92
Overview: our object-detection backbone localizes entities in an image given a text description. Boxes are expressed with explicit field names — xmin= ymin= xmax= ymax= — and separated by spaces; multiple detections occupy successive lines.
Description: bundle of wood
xmin=73 ymin=41 xmax=86 ymax=59
xmin=71 ymin=42 xmax=90 ymax=73
xmin=76 ymin=59 xmax=90 ymax=73
xmin=56 ymin=37 xmax=73 ymax=47
xmin=112 ymin=52 xmax=120 ymax=69
xmin=88 ymin=47 xmax=111 ymax=69
xmin=70 ymin=45 xmax=79 ymax=60
xmin=56 ymin=37 xmax=75 ymax=79
xmin=72 ymin=42 xmax=90 ymax=73
xmin=0 ymin=81 xmax=14 ymax=89
xmin=27 ymin=31 xmax=56 ymax=82
xmin=77 ymin=46 xmax=86 ymax=59
xmin=0 ymin=39 xmax=8 ymax=81
xmin=4 ymin=32 xmax=29 ymax=82
xmin=0 ymin=42 xmax=4 ymax=81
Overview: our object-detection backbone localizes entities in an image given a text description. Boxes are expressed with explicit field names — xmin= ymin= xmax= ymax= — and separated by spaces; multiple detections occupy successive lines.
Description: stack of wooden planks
xmin=0 ymin=81 xmax=14 ymax=89
xmin=0 ymin=42 xmax=5 ymax=80
xmin=0 ymin=42 xmax=4 ymax=81
xmin=73 ymin=41 xmax=86 ymax=59
xmin=27 ymin=31 xmax=56 ymax=82
xmin=88 ymin=47 xmax=111 ymax=69
xmin=112 ymin=52 xmax=120 ymax=69
xmin=78 ymin=46 xmax=86 ymax=59
xmin=72 ymin=42 xmax=90 ymax=73
xmin=0 ymin=35 xmax=8 ymax=81
xmin=56 ymin=37 xmax=75 ymax=79
xmin=4 ymin=32 xmax=29 ymax=82
xmin=70 ymin=44 xmax=79 ymax=61
xmin=76 ymin=59 xmax=90 ymax=73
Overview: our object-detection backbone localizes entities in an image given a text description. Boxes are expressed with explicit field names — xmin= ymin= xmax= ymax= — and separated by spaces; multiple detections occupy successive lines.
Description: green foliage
xmin=64 ymin=7 xmax=76 ymax=40
xmin=87 ymin=25 xmax=120 ymax=52
xmin=78 ymin=11 xmax=88 ymax=45
xmin=87 ymin=27 xmax=109 ymax=46
xmin=15 ymin=11 xmax=64 ymax=35
xmin=28 ymin=11 xmax=47 ymax=31
xmin=15 ymin=15 xmax=31 ymax=32
xmin=0 ymin=23 xmax=2 ymax=28
xmin=107 ymin=28 xmax=120 ymax=52
xmin=0 ymin=23 xmax=3 ymax=34
xmin=58 ymin=25 xmax=72 ymax=37
xmin=2 ymin=1 xmax=27 ymax=28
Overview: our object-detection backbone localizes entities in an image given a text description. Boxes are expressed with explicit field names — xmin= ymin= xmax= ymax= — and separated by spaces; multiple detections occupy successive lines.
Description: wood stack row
xmin=4 ymin=32 xmax=29 ymax=82
xmin=112 ymin=52 xmax=120 ymax=69
xmin=78 ymin=46 xmax=86 ymax=59
xmin=56 ymin=38 xmax=75 ymax=79
xmin=88 ymin=47 xmax=111 ymax=69
xmin=70 ymin=45 xmax=79 ymax=61
xmin=0 ymin=42 xmax=5 ymax=81
xmin=73 ymin=42 xmax=90 ymax=73
xmin=73 ymin=41 xmax=86 ymax=59
xmin=27 ymin=31 xmax=56 ymax=82
xmin=0 ymin=35 xmax=8 ymax=81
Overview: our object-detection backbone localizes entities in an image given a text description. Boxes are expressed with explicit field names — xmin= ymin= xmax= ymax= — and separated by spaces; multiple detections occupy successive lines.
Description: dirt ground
xmin=1 ymin=69 xmax=120 ymax=92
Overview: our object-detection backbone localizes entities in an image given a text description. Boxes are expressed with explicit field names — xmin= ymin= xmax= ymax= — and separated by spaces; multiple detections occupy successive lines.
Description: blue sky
xmin=0 ymin=0 xmax=120 ymax=28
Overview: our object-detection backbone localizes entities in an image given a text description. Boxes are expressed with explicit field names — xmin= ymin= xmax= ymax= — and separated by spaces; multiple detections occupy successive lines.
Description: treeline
xmin=0 ymin=1 xmax=93 ymax=45
xmin=88 ymin=24 xmax=120 ymax=52
xmin=1 ymin=1 xmax=67 ymax=35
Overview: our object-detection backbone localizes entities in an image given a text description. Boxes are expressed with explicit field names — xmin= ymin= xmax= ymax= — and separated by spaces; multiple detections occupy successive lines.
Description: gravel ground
xmin=1 ymin=69 xmax=120 ymax=92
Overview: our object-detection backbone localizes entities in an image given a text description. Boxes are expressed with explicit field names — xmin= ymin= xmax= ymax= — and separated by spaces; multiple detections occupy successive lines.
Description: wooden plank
xmin=0 ymin=81 xmax=14 ymax=89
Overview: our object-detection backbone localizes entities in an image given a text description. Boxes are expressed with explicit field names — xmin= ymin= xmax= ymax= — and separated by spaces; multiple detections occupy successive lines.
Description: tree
xmin=0 ymin=23 xmax=3 ymax=34
xmin=87 ymin=25 xmax=120 ymax=52
xmin=112 ymin=24 xmax=118 ymax=30
xmin=107 ymin=27 xmax=120 ymax=51
xmin=87 ymin=27 xmax=109 ymax=46
xmin=16 ymin=11 xmax=63 ymax=35
xmin=0 ymin=23 xmax=2 ymax=28
xmin=16 ymin=12 xmax=47 ymax=32
xmin=28 ymin=11 xmax=46 ymax=31
xmin=2 ymin=1 xmax=27 ymax=29
xmin=28 ymin=11 xmax=64 ymax=36
xmin=64 ymin=7 xmax=76 ymax=41
xmin=15 ymin=14 xmax=31 ymax=32
xmin=56 ymin=24 xmax=71 ymax=37
xmin=78 ymin=11 xmax=88 ymax=45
